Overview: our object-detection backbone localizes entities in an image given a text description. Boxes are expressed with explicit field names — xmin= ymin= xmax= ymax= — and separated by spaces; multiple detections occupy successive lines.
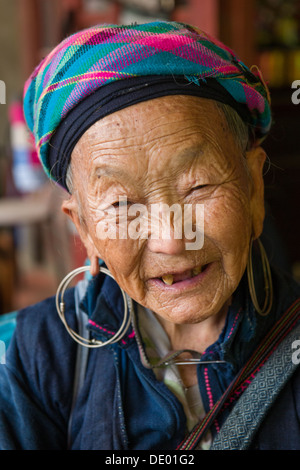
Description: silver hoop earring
xmin=55 ymin=266 xmax=133 ymax=348
xmin=247 ymin=238 xmax=273 ymax=316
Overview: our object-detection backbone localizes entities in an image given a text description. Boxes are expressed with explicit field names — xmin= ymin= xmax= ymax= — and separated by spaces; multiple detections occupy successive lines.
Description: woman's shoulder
xmin=13 ymin=288 xmax=78 ymax=373
xmin=16 ymin=287 xmax=76 ymax=337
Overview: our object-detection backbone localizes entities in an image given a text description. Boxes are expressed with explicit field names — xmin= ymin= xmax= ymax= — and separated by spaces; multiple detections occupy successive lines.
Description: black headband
xmin=49 ymin=75 xmax=251 ymax=191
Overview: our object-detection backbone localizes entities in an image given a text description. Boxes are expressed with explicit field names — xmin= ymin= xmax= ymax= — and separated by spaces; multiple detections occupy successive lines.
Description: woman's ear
xmin=61 ymin=196 xmax=100 ymax=276
xmin=245 ymin=146 xmax=267 ymax=240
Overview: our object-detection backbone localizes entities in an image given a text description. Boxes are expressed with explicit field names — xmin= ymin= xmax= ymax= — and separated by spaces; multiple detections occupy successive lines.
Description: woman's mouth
xmin=148 ymin=263 xmax=211 ymax=292
xmin=161 ymin=266 xmax=204 ymax=285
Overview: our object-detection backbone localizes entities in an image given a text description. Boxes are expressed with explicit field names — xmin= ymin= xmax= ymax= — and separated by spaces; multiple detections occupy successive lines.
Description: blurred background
xmin=0 ymin=0 xmax=299 ymax=315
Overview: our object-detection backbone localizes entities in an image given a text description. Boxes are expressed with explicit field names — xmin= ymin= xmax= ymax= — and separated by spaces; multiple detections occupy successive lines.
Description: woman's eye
xmin=192 ymin=184 xmax=208 ymax=191
xmin=112 ymin=199 xmax=131 ymax=208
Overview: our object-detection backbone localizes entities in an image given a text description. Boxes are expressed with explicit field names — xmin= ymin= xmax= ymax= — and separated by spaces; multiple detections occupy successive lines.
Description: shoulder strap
xmin=177 ymin=298 xmax=300 ymax=450
xmin=210 ymin=320 xmax=300 ymax=449
xmin=67 ymin=280 xmax=90 ymax=448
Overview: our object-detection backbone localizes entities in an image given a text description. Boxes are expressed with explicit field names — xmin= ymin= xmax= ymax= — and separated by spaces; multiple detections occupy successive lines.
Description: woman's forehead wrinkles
xmin=89 ymin=143 xmax=206 ymax=180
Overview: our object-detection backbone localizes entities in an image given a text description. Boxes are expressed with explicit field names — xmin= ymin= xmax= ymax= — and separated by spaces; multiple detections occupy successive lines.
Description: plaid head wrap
xmin=23 ymin=21 xmax=272 ymax=191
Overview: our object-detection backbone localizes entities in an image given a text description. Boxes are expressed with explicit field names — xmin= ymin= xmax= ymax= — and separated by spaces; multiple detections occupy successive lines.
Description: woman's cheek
xmin=93 ymin=223 xmax=142 ymax=276
xmin=204 ymin=189 xmax=251 ymax=253
xmin=95 ymin=213 xmax=119 ymax=241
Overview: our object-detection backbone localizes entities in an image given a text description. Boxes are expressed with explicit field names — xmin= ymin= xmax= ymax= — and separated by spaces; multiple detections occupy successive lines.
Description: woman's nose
xmin=146 ymin=206 xmax=186 ymax=255
xmin=147 ymin=231 xmax=186 ymax=255
xmin=145 ymin=202 xmax=204 ymax=254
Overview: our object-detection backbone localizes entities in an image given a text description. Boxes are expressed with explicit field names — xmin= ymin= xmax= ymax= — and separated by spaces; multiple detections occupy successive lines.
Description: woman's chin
xmin=144 ymin=261 xmax=228 ymax=325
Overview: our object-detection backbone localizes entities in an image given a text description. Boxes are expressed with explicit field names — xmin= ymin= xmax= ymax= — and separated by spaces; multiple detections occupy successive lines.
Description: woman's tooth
xmin=162 ymin=274 xmax=174 ymax=285
xmin=192 ymin=266 xmax=202 ymax=277
xmin=162 ymin=268 xmax=202 ymax=284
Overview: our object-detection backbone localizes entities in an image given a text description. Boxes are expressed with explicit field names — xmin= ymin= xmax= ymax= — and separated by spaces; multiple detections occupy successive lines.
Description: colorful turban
xmin=23 ymin=21 xmax=272 ymax=191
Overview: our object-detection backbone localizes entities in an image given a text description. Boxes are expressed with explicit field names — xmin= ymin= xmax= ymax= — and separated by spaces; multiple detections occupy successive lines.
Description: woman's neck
xmin=155 ymin=300 xmax=230 ymax=388
xmin=157 ymin=300 xmax=230 ymax=355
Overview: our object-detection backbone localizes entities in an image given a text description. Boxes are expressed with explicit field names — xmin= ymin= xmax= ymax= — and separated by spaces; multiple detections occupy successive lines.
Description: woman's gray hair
xmin=217 ymin=102 xmax=252 ymax=154
xmin=65 ymin=102 xmax=251 ymax=194
xmin=66 ymin=163 xmax=74 ymax=194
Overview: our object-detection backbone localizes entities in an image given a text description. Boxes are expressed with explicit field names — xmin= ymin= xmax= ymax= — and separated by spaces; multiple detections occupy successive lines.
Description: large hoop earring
xmin=55 ymin=266 xmax=133 ymax=348
xmin=247 ymin=238 xmax=273 ymax=316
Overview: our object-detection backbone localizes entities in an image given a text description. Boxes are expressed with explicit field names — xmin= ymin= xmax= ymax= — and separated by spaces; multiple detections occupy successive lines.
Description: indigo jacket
xmin=0 ymin=265 xmax=299 ymax=450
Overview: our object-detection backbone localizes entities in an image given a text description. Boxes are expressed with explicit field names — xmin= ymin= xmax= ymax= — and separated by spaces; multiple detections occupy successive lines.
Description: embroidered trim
xmin=204 ymin=368 xmax=214 ymax=410
xmin=226 ymin=308 xmax=241 ymax=340
xmin=204 ymin=367 xmax=220 ymax=434
xmin=88 ymin=319 xmax=128 ymax=345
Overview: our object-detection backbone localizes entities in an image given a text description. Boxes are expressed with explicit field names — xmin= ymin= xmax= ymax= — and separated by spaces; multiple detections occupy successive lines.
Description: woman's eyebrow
xmin=175 ymin=145 xmax=205 ymax=166
xmin=92 ymin=165 xmax=129 ymax=180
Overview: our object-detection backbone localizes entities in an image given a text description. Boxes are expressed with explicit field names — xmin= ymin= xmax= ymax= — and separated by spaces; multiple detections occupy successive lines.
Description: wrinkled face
xmin=64 ymin=96 xmax=265 ymax=325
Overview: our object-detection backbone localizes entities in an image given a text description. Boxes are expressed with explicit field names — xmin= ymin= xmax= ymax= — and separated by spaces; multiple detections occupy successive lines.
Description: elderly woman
xmin=0 ymin=21 xmax=299 ymax=451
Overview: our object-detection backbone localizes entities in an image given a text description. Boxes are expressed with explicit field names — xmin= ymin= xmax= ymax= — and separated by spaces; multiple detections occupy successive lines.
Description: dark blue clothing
xmin=0 ymin=265 xmax=299 ymax=450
